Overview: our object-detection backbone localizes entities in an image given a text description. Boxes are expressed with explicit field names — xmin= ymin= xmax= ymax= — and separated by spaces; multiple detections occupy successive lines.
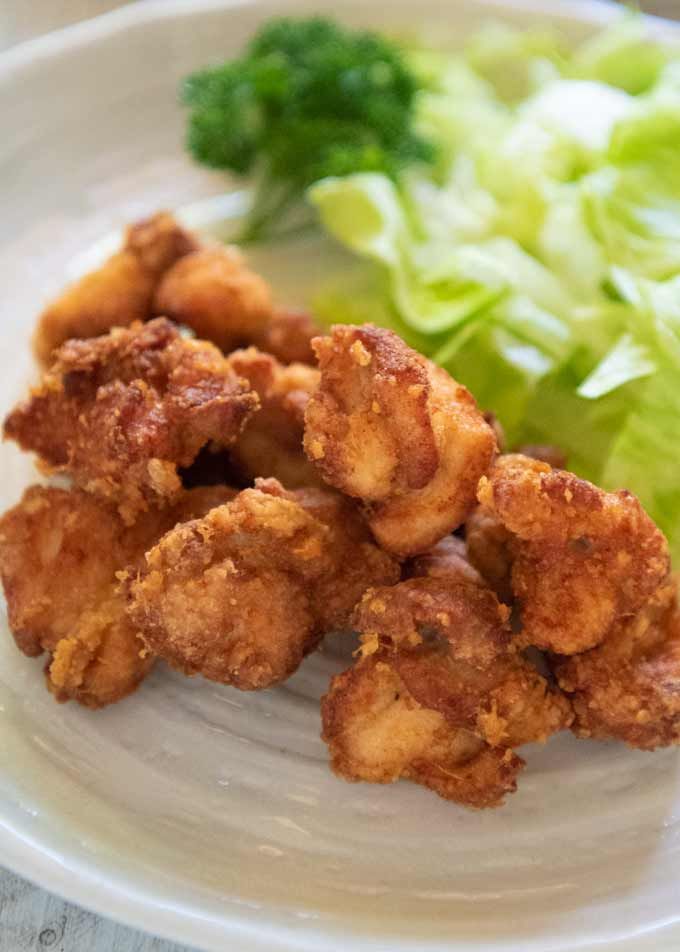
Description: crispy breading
xmin=128 ymin=480 xmax=399 ymax=689
xmin=303 ymin=324 xmax=496 ymax=556
xmin=252 ymin=307 xmax=320 ymax=365
xmin=4 ymin=319 xmax=258 ymax=523
xmin=228 ymin=348 xmax=323 ymax=488
xmin=321 ymin=534 xmax=570 ymax=807
xmin=477 ymin=454 xmax=670 ymax=654
xmin=465 ymin=507 xmax=515 ymax=604
xmin=321 ymin=654 xmax=524 ymax=808
xmin=555 ymin=581 xmax=680 ymax=749
xmin=127 ymin=488 xmax=332 ymax=689
xmin=154 ymin=245 xmax=273 ymax=352
xmin=466 ymin=448 xmax=567 ymax=604
xmin=256 ymin=478 xmax=401 ymax=632
xmin=353 ymin=572 xmax=572 ymax=749
xmin=33 ymin=212 xmax=198 ymax=365
xmin=45 ymin=594 xmax=151 ymax=708
xmin=0 ymin=484 xmax=234 ymax=707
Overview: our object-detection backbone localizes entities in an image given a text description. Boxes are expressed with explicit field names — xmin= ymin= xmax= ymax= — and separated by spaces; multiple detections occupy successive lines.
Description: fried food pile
xmin=2 ymin=210 xmax=679 ymax=810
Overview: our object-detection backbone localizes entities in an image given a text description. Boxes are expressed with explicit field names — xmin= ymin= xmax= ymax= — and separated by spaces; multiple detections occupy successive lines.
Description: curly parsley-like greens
xmin=182 ymin=16 xmax=434 ymax=241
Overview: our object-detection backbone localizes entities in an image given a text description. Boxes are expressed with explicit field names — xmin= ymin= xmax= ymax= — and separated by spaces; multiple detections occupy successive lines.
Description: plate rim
xmin=0 ymin=0 xmax=674 ymax=81
xmin=1 ymin=1 xmax=680 ymax=950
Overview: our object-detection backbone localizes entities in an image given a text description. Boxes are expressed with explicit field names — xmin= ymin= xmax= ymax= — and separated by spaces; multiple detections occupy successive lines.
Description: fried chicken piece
xmin=0 ymin=483 xmax=234 ymax=707
xmin=252 ymin=307 xmax=319 ymax=365
xmin=227 ymin=348 xmax=323 ymax=488
xmin=154 ymin=245 xmax=273 ymax=352
xmin=321 ymin=654 xmax=524 ymax=808
xmin=33 ymin=212 xmax=198 ymax=365
xmin=128 ymin=479 xmax=399 ymax=689
xmin=303 ymin=325 xmax=496 ymax=556
xmin=355 ymin=562 xmax=571 ymax=749
xmin=256 ymin=478 xmax=401 ymax=632
xmin=127 ymin=487 xmax=332 ymax=689
xmin=154 ymin=242 xmax=322 ymax=362
xmin=477 ymin=454 xmax=670 ymax=654
xmin=45 ymin=593 xmax=151 ymax=708
xmin=4 ymin=319 xmax=258 ymax=523
xmin=321 ymin=534 xmax=570 ymax=807
xmin=554 ymin=581 xmax=680 ymax=749
xmin=465 ymin=448 xmax=567 ymax=604
xmin=465 ymin=507 xmax=514 ymax=604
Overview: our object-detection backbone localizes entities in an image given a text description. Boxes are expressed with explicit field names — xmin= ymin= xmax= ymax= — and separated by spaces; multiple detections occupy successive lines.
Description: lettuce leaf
xmin=592 ymin=272 xmax=680 ymax=552
xmin=570 ymin=12 xmax=669 ymax=94
xmin=307 ymin=15 xmax=680 ymax=558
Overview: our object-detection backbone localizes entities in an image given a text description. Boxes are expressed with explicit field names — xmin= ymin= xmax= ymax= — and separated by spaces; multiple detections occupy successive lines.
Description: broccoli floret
xmin=182 ymin=16 xmax=434 ymax=241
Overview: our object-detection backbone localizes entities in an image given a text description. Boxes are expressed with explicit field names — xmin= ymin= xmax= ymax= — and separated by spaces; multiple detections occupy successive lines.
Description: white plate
xmin=1 ymin=2 xmax=680 ymax=950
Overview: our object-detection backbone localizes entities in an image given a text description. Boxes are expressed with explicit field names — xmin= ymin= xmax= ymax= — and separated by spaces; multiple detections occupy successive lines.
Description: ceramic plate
xmin=1 ymin=1 xmax=679 ymax=950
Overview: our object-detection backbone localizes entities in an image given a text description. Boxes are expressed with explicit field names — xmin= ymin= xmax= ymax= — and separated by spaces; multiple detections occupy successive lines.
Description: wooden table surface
xmin=0 ymin=1 xmax=676 ymax=950
xmin=0 ymin=874 xmax=193 ymax=952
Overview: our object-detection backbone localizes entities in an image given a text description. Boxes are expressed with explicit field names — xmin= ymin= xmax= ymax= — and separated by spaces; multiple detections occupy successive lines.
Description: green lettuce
xmin=592 ymin=271 xmax=680 ymax=553
xmin=307 ymin=15 xmax=680 ymax=558
xmin=570 ymin=12 xmax=669 ymax=94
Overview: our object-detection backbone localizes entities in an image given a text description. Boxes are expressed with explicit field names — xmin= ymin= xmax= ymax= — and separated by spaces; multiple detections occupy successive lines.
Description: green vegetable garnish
xmin=308 ymin=15 xmax=680 ymax=558
xmin=182 ymin=12 xmax=680 ymax=558
xmin=182 ymin=16 xmax=434 ymax=241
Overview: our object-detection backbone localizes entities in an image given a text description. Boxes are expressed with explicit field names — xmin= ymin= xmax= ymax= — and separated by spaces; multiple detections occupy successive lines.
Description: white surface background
xmin=0 ymin=2 xmax=677 ymax=951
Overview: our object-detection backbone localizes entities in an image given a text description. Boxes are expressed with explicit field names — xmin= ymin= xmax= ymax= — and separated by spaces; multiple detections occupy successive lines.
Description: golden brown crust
xmin=33 ymin=212 xmax=198 ymax=365
xmin=228 ymin=347 xmax=323 ymax=488
xmin=320 ymin=531 xmax=570 ymax=808
xmin=124 ymin=212 xmax=198 ymax=276
xmin=127 ymin=487 xmax=332 ymax=689
xmin=554 ymin=582 xmax=680 ymax=749
xmin=0 ymin=483 xmax=233 ymax=707
xmin=253 ymin=308 xmax=320 ymax=365
xmin=0 ymin=487 xmax=130 ymax=660
xmin=478 ymin=454 xmax=670 ymax=654
xmin=5 ymin=319 xmax=258 ymax=523
xmin=46 ymin=595 xmax=152 ymax=708
xmin=321 ymin=655 xmax=524 ymax=808
xmin=256 ymin=478 xmax=401 ymax=632
xmin=353 ymin=573 xmax=572 ymax=748
xmin=128 ymin=479 xmax=399 ymax=689
xmin=465 ymin=507 xmax=515 ymax=604
xmin=465 ymin=449 xmax=567 ymax=603
xmin=154 ymin=246 xmax=273 ymax=352
xmin=303 ymin=325 xmax=496 ymax=556
xmin=355 ymin=576 xmax=511 ymax=669
xmin=304 ymin=325 xmax=439 ymax=498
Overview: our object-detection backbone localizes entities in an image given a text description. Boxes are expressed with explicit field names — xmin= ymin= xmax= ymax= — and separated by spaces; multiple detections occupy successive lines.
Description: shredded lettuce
xmin=577 ymin=332 xmax=655 ymax=398
xmin=596 ymin=271 xmax=680 ymax=554
xmin=570 ymin=13 xmax=669 ymax=94
xmin=308 ymin=14 xmax=680 ymax=557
